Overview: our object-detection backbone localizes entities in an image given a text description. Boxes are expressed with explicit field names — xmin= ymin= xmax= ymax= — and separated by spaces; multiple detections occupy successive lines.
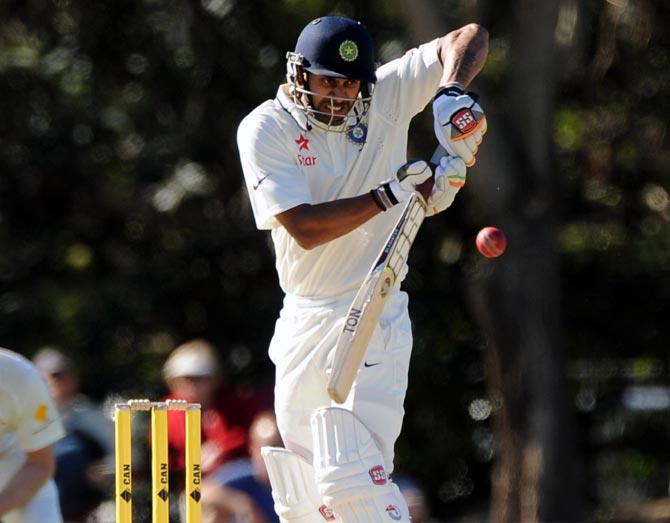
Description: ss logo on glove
xmin=452 ymin=108 xmax=478 ymax=134
xmin=433 ymin=86 xmax=487 ymax=167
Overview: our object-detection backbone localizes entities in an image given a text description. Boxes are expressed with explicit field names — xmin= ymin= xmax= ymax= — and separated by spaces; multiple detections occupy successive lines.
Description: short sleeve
xmin=13 ymin=371 xmax=65 ymax=452
xmin=373 ymin=39 xmax=443 ymax=126
xmin=238 ymin=110 xmax=313 ymax=230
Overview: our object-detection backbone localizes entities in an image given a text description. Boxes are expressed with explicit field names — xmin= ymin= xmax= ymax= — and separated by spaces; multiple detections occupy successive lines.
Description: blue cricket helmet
xmin=293 ymin=16 xmax=376 ymax=83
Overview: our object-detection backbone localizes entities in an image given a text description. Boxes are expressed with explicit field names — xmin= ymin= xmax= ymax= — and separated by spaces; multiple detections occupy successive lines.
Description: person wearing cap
xmin=32 ymin=346 xmax=114 ymax=523
xmin=0 ymin=348 xmax=65 ymax=523
xmin=237 ymin=15 xmax=488 ymax=522
xmin=161 ymin=339 xmax=268 ymax=489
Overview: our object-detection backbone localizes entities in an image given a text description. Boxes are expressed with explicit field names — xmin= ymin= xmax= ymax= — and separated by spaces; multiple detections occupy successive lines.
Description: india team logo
xmin=347 ymin=123 xmax=367 ymax=145
xmin=339 ymin=40 xmax=358 ymax=61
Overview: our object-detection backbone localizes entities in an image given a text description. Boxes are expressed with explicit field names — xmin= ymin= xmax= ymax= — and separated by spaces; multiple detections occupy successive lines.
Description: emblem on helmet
xmin=339 ymin=40 xmax=359 ymax=62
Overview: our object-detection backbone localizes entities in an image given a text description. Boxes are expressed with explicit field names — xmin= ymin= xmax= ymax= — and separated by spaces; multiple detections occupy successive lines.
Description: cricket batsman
xmin=237 ymin=15 xmax=488 ymax=522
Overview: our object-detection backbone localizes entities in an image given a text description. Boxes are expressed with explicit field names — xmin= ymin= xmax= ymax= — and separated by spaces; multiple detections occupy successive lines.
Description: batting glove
xmin=371 ymin=160 xmax=432 ymax=211
xmin=426 ymin=155 xmax=467 ymax=217
xmin=433 ymin=85 xmax=487 ymax=167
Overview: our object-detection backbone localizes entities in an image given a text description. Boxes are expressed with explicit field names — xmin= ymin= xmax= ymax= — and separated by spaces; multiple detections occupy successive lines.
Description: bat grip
xmin=417 ymin=145 xmax=448 ymax=201
xmin=416 ymin=177 xmax=433 ymax=201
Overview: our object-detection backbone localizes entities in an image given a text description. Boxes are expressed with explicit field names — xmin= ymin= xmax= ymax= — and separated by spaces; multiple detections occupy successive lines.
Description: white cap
xmin=33 ymin=346 xmax=76 ymax=375
xmin=162 ymin=339 xmax=220 ymax=381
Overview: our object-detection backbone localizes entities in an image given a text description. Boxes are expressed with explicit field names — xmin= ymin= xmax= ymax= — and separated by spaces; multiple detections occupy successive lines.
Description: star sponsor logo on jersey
xmin=295 ymin=134 xmax=317 ymax=166
xmin=34 ymin=403 xmax=49 ymax=422
xmin=369 ymin=464 xmax=388 ymax=485
xmin=295 ymin=134 xmax=310 ymax=151
xmin=298 ymin=155 xmax=317 ymax=166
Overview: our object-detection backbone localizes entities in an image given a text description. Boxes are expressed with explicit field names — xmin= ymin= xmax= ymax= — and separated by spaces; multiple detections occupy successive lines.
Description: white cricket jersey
xmin=238 ymin=39 xmax=442 ymax=299
xmin=0 ymin=349 xmax=65 ymax=522
xmin=0 ymin=349 xmax=65 ymax=456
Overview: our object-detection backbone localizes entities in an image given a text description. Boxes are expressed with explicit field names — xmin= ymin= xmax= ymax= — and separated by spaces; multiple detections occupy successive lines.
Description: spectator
xmin=202 ymin=410 xmax=282 ymax=523
xmin=33 ymin=345 xmax=114 ymax=523
xmin=161 ymin=339 xmax=268 ymax=491
xmin=0 ymin=347 xmax=65 ymax=523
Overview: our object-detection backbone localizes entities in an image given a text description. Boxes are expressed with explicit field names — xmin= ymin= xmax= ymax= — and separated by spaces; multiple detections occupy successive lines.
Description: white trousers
xmin=269 ymin=288 xmax=412 ymax=473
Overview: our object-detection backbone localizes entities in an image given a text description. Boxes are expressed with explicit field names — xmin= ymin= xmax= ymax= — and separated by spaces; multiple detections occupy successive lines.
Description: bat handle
xmin=416 ymin=145 xmax=448 ymax=201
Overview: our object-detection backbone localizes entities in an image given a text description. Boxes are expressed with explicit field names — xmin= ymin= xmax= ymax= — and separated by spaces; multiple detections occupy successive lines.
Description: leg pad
xmin=261 ymin=446 xmax=338 ymax=522
xmin=311 ymin=408 xmax=410 ymax=522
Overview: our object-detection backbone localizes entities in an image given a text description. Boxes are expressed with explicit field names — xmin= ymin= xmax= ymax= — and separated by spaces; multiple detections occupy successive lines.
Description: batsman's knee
xmin=311 ymin=407 xmax=410 ymax=522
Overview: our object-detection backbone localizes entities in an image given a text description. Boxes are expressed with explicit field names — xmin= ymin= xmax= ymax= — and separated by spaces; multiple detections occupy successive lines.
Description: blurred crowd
xmin=0 ymin=342 xmax=438 ymax=523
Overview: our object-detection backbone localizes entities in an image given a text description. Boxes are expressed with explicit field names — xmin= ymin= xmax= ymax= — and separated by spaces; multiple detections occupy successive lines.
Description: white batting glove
xmin=426 ymin=155 xmax=467 ymax=217
xmin=433 ymin=86 xmax=487 ymax=167
xmin=371 ymin=160 xmax=431 ymax=211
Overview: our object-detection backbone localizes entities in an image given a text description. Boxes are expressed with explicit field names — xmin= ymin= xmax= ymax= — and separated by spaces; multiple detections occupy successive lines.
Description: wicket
xmin=114 ymin=399 xmax=202 ymax=523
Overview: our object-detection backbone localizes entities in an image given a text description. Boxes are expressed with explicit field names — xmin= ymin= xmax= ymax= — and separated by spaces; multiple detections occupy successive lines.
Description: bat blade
xmin=327 ymin=192 xmax=427 ymax=403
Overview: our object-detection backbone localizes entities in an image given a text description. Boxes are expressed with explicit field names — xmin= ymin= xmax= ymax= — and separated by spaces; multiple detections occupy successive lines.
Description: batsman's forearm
xmin=437 ymin=23 xmax=489 ymax=88
xmin=275 ymin=194 xmax=382 ymax=250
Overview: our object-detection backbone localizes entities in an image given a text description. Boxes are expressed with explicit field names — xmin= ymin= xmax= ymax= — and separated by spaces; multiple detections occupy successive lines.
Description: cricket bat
xmin=327 ymin=145 xmax=447 ymax=403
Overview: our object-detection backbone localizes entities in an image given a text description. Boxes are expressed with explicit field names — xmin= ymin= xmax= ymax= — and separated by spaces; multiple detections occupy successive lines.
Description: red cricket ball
xmin=476 ymin=226 xmax=507 ymax=258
